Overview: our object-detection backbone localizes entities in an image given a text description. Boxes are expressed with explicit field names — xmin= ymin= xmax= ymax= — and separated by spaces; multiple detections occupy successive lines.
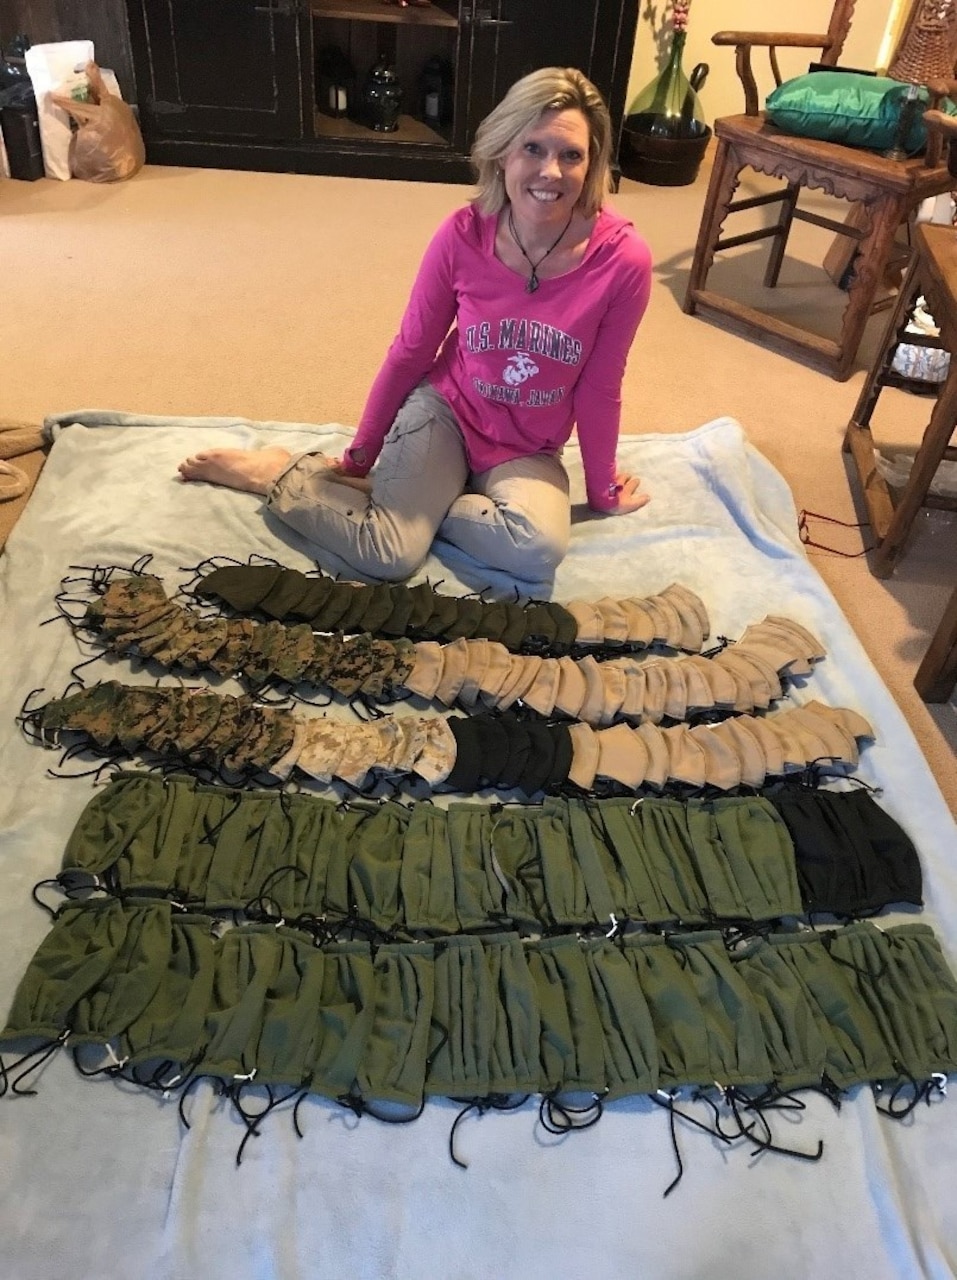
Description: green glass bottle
xmin=625 ymin=29 xmax=707 ymax=140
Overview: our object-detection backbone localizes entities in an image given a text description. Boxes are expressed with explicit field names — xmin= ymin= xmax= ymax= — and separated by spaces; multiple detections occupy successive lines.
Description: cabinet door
xmin=464 ymin=0 xmax=637 ymax=141
xmin=128 ymin=0 xmax=304 ymax=139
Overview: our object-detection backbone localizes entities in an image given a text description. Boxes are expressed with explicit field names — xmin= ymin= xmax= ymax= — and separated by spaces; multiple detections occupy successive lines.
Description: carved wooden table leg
xmin=835 ymin=193 xmax=907 ymax=380
xmin=763 ymin=181 xmax=800 ymax=288
xmin=843 ymin=254 xmax=923 ymax=554
xmin=915 ymin=583 xmax=957 ymax=702
xmin=683 ymin=137 xmax=738 ymax=314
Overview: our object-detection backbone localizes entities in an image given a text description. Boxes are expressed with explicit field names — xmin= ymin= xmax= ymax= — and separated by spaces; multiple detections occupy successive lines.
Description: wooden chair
xmin=848 ymin=107 xmax=957 ymax=705
xmin=683 ymin=0 xmax=955 ymax=381
xmin=842 ymin=107 xmax=957 ymax=572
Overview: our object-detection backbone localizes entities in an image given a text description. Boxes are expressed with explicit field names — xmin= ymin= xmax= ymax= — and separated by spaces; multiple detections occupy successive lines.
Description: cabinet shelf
xmin=312 ymin=0 xmax=458 ymax=28
xmin=315 ymin=110 xmax=448 ymax=144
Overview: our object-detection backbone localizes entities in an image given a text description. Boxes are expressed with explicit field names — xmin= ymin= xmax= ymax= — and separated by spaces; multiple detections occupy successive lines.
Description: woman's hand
xmin=335 ymin=446 xmax=373 ymax=479
xmin=327 ymin=456 xmax=360 ymax=477
xmin=326 ymin=454 xmax=374 ymax=493
xmin=606 ymin=471 xmax=650 ymax=515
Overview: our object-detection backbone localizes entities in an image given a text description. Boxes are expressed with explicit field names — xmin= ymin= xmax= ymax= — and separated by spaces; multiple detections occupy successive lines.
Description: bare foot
xmin=176 ymin=446 xmax=293 ymax=495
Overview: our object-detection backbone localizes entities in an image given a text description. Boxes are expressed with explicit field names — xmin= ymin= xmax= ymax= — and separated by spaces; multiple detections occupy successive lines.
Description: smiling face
xmin=500 ymin=107 xmax=592 ymax=235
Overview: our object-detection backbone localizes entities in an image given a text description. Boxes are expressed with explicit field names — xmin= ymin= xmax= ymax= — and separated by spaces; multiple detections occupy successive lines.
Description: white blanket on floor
xmin=1 ymin=411 xmax=955 ymax=1280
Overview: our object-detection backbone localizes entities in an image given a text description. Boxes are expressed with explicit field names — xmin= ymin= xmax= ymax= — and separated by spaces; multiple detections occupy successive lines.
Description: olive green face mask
xmin=56 ymin=774 xmax=808 ymax=932
xmin=5 ymin=899 xmax=957 ymax=1112
xmin=62 ymin=770 xmax=920 ymax=946
xmin=7 ymin=765 xmax=951 ymax=1152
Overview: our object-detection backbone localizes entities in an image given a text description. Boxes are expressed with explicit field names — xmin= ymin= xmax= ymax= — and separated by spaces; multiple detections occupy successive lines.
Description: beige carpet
xmin=1 ymin=158 xmax=954 ymax=811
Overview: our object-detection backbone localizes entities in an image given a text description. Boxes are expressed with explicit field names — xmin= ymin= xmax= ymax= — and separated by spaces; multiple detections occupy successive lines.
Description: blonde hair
xmin=470 ymin=67 xmax=613 ymax=218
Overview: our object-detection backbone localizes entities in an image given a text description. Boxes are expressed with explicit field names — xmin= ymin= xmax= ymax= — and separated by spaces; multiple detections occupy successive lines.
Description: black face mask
xmin=767 ymin=786 xmax=923 ymax=917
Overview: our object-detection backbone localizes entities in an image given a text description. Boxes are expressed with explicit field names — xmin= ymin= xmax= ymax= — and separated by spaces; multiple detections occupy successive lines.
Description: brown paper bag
xmin=49 ymin=61 xmax=144 ymax=182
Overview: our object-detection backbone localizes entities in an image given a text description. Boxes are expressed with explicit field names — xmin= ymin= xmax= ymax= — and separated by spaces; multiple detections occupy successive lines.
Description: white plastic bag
xmin=916 ymin=192 xmax=956 ymax=224
xmin=24 ymin=39 xmax=94 ymax=179
xmin=890 ymin=295 xmax=951 ymax=384
xmin=876 ymin=451 xmax=957 ymax=498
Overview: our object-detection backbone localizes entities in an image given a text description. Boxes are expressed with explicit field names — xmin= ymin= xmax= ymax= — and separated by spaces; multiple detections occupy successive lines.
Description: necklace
xmin=507 ymin=206 xmax=576 ymax=293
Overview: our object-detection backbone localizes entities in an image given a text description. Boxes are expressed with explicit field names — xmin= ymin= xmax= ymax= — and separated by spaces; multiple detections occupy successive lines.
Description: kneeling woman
xmin=179 ymin=66 xmax=653 ymax=584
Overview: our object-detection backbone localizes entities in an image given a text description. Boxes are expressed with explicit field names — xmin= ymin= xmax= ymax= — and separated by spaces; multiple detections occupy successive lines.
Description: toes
xmin=177 ymin=458 xmax=210 ymax=481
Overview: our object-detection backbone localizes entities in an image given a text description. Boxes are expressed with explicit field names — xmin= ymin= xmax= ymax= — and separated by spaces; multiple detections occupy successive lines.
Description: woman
xmin=179 ymin=66 xmax=653 ymax=584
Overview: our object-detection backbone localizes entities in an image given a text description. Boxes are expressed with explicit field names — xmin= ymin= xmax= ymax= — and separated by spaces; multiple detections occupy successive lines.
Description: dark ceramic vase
xmin=362 ymin=59 xmax=402 ymax=132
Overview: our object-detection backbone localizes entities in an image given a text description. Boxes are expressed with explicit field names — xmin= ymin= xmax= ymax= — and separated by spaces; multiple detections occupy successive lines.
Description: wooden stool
xmin=683 ymin=116 xmax=954 ymax=381
xmin=843 ymin=221 xmax=957 ymax=579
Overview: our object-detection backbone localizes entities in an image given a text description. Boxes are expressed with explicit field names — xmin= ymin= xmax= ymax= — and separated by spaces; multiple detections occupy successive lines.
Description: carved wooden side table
xmin=683 ymin=114 xmax=953 ymax=380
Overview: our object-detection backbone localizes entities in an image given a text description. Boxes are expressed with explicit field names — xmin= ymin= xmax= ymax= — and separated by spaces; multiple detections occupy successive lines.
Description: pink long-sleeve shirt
xmin=343 ymin=202 xmax=653 ymax=511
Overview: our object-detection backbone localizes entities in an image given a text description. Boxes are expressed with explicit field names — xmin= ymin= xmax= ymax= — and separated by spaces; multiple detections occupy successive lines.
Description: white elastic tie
xmin=105 ymin=1043 xmax=129 ymax=1069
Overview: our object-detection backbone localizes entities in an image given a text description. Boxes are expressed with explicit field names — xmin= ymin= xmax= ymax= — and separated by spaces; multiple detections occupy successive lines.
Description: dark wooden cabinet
xmin=461 ymin=0 xmax=636 ymax=142
xmin=126 ymin=1 xmax=305 ymax=141
xmin=2 ymin=0 xmax=639 ymax=184
xmin=131 ymin=0 xmax=638 ymax=182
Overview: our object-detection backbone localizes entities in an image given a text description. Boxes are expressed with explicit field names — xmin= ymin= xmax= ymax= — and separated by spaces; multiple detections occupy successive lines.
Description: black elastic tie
xmin=723 ymin=1085 xmax=825 ymax=1166
xmin=71 ymin=1044 xmax=125 ymax=1079
xmin=30 ymin=879 xmax=67 ymax=919
xmin=129 ymin=1058 xmax=181 ymax=1093
xmin=292 ymin=1089 xmax=310 ymax=1139
xmin=449 ymin=1093 xmax=528 ymax=1169
xmin=649 ymin=1090 xmax=734 ymax=1198
xmin=336 ymin=1092 xmax=367 ymax=1121
xmin=659 ymin=1095 xmax=683 ymax=1198
xmin=232 ymin=1082 xmax=299 ymax=1167
xmin=449 ymin=1100 xmax=479 ymax=1168
xmin=424 ymin=1019 xmax=450 ymax=1076
xmin=244 ymin=863 xmax=308 ymax=922
xmin=538 ymin=1090 xmax=605 ymax=1136
xmin=874 ymin=1060 xmax=943 ymax=1120
xmin=819 ymin=931 xmax=888 ymax=983
xmin=68 ymin=650 xmax=106 ymax=683
xmin=177 ymin=1072 xmax=224 ymax=1131
xmin=200 ymin=792 xmax=245 ymax=844
xmin=3 ymin=1030 xmax=70 ymax=1096
xmin=818 ymin=1072 xmax=843 ymax=1110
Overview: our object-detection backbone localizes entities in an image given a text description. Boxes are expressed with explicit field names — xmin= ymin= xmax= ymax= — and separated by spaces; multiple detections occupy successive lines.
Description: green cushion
xmin=765 ymin=70 xmax=957 ymax=154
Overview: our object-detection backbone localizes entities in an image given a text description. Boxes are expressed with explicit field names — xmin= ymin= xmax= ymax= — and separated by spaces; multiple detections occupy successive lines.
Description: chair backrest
xmin=820 ymin=0 xmax=857 ymax=66
xmin=714 ymin=0 xmax=860 ymax=115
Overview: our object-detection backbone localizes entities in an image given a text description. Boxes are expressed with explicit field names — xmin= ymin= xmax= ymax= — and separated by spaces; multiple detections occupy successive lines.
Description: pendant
xmin=526 ymin=271 xmax=539 ymax=294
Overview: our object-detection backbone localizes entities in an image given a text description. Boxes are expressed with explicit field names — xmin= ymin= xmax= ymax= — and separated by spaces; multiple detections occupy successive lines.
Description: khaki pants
xmin=267 ymin=382 xmax=570 ymax=582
